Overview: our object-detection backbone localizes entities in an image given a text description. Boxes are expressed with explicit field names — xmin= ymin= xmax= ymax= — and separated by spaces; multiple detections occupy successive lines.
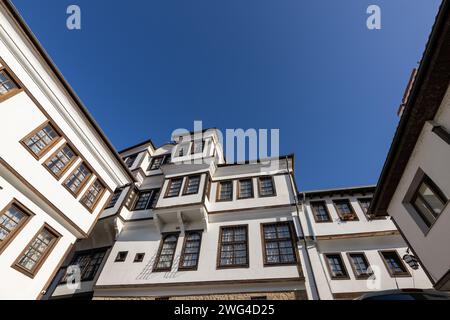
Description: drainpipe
xmin=285 ymin=157 xmax=321 ymax=300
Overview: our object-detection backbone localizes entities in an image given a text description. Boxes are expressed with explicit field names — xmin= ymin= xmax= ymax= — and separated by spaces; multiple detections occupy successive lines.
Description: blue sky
xmin=11 ymin=0 xmax=441 ymax=191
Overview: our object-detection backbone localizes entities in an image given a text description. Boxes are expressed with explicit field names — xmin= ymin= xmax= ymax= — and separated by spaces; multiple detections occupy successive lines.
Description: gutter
xmin=285 ymin=156 xmax=321 ymax=300
xmin=2 ymin=0 xmax=136 ymax=183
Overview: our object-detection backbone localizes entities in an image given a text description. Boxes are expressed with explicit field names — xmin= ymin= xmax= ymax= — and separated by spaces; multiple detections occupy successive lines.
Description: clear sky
xmin=11 ymin=0 xmax=441 ymax=191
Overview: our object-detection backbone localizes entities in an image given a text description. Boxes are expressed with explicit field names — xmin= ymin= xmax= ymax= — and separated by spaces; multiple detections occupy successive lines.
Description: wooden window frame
xmin=324 ymin=253 xmax=350 ymax=280
xmin=105 ymin=188 xmax=123 ymax=209
xmin=164 ymin=178 xmax=183 ymax=198
xmin=0 ymin=199 xmax=35 ymax=255
xmin=123 ymin=153 xmax=139 ymax=168
xmin=153 ymin=233 xmax=180 ymax=272
xmin=20 ymin=120 xmax=63 ymax=160
xmin=357 ymin=198 xmax=373 ymax=217
xmin=260 ymin=222 xmax=298 ymax=267
xmin=347 ymin=252 xmax=373 ymax=280
xmin=133 ymin=189 xmax=160 ymax=211
xmin=410 ymin=175 xmax=448 ymax=229
xmin=257 ymin=176 xmax=277 ymax=198
xmin=42 ymin=142 xmax=79 ymax=180
xmin=237 ymin=179 xmax=254 ymax=200
xmin=147 ymin=155 xmax=169 ymax=171
xmin=216 ymin=225 xmax=249 ymax=269
xmin=0 ymin=66 xmax=23 ymax=103
xmin=182 ymin=175 xmax=201 ymax=196
xmin=178 ymin=230 xmax=203 ymax=271
xmin=114 ymin=251 xmax=128 ymax=262
xmin=216 ymin=180 xmax=234 ymax=202
xmin=333 ymin=199 xmax=359 ymax=221
xmin=310 ymin=201 xmax=332 ymax=223
xmin=80 ymin=178 xmax=107 ymax=213
xmin=133 ymin=253 xmax=145 ymax=263
xmin=12 ymin=224 xmax=61 ymax=279
xmin=63 ymin=162 xmax=93 ymax=198
xmin=379 ymin=250 xmax=411 ymax=278
xmin=60 ymin=247 xmax=108 ymax=283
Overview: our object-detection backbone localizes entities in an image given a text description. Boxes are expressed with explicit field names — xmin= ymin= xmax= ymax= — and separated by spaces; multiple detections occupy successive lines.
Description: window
xmin=21 ymin=122 xmax=60 ymax=159
xmin=258 ymin=177 xmax=276 ymax=197
xmin=410 ymin=175 xmax=448 ymax=229
xmin=261 ymin=223 xmax=297 ymax=265
xmin=133 ymin=189 xmax=160 ymax=210
xmin=217 ymin=181 xmax=233 ymax=201
xmin=114 ymin=251 xmax=128 ymax=262
xmin=217 ymin=225 xmax=248 ymax=268
xmin=61 ymin=248 xmax=107 ymax=283
xmin=310 ymin=201 xmax=331 ymax=222
xmin=251 ymin=296 xmax=267 ymax=300
xmin=80 ymin=179 xmax=106 ymax=211
xmin=191 ymin=140 xmax=205 ymax=154
xmin=148 ymin=154 xmax=170 ymax=171
xmin=105 ymin=188 xmax=123 ymax=209
xmin=13 ymin=225 xmax=60 ymax=278
xmin=179 ymin=231 xmax=202 ymax=270
xmin=183 ymin=175 xmax=201 ymax=195
xmin=0 ymin=200 xmax=33 ymax=254
xmin=164 ymin=178 xmax=183 ymax=198
xmin=238 ymin=179 xmax=254 ymax=199
xmin=177 ymin=142 xmax=190 ymax=157
xmin=134 ymin=253 xmax=145 ymax=263
xmin=333 ymin=199 xmax=358 ymax=221
xmin=348 ymin=253 xmax=372 ymax=279
xmin=324 ymin=253 xmax=349 ymax=279
xmin=358 ymin=198 xmax=372 ymax=215
xmin=44 ymin=144 xmax=77 ymax=179
xmin=154 ymin=234 xmax=179 ymax=272
xmin=380 ymin=251 xmax=410 ymax=277
xmin=205 ymin=177 xmax=212 ymax=200
xmin=64 ymin=163 xmax=92 ymax=196
xmin=0 ymin=68 xmax=20 ymax=98
xmin=123 ymin=153 xmax=138 ymax=168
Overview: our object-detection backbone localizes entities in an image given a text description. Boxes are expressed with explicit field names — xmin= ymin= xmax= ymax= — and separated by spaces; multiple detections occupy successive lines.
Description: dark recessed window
xmin=61 ymin=248 xmax=107 ymax=283
xmin=191 ymin=140 xmax=205 ymax=154
xmin=133 ymin=189 xmax=160 ymax=210
xmin=64 ymin=163 xmax=92 ymax=196
xmin=410 ymin=175 xmax=448 ymax=228
xmin=177 ymin=143 xmax=190 ymax=157
xmin=44 ymin=144 xmax=77 ymax=179
xmin=238 ymin=179 xmax=254 ymax=199
xmin=165 ymin=178 xmax=183 ymax=198
xmin=258 ymin=177 xmax=276 ymax=197
xmin=134 ymin=253 xmax=145 ymax=263
xmin=262 ymin=222 xmax=297 ymax=265
xmin=218 ymin=225 xmax=248 ymax=268
xmin=179 ymin=231 xmax=202 ymax=270
xmin=348 ymin=253 xmax=372 ymax=279
xmin=123 ymin=154 xmax=139 ymax=168
xmin=333 ymin=199 xmax=358 ymax=221
xmin=21 ymin=122 xmax=60 ymax=159
xmin=358 ymin=198 xmax=372 ymax=215
xmin=310 ymin=201 xmax=331 ymax=222
xmin=0 ymin=68 xmax=20 ymax=97
xmin=154 ymin=234 xmax=179 ymax=271
xmin=325 ymin=253 xmax=349 ymax=279
xmin=380 ymin=251 xmax=410 ymax=277
xmin=217 ymin=181 xmax=233 ymax=201
xmin=114 ymin=251 xmax=128 ymax=262
xmin=80 ymin=179 xmax=106 ymax=211
xmin=148 ymin=154 xmax=171 ymax=171
xmin=106 ymin=188 xmax=123 ymax=209
xmin=183 ymin=175 xmax=201 ymax=195
xmin=251 ymin=296 xmax=267 ymax=300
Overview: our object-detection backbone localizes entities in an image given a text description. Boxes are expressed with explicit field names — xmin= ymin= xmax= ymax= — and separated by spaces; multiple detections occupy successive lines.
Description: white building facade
xmin=0 ymin=1 xmax=134 ymax=299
